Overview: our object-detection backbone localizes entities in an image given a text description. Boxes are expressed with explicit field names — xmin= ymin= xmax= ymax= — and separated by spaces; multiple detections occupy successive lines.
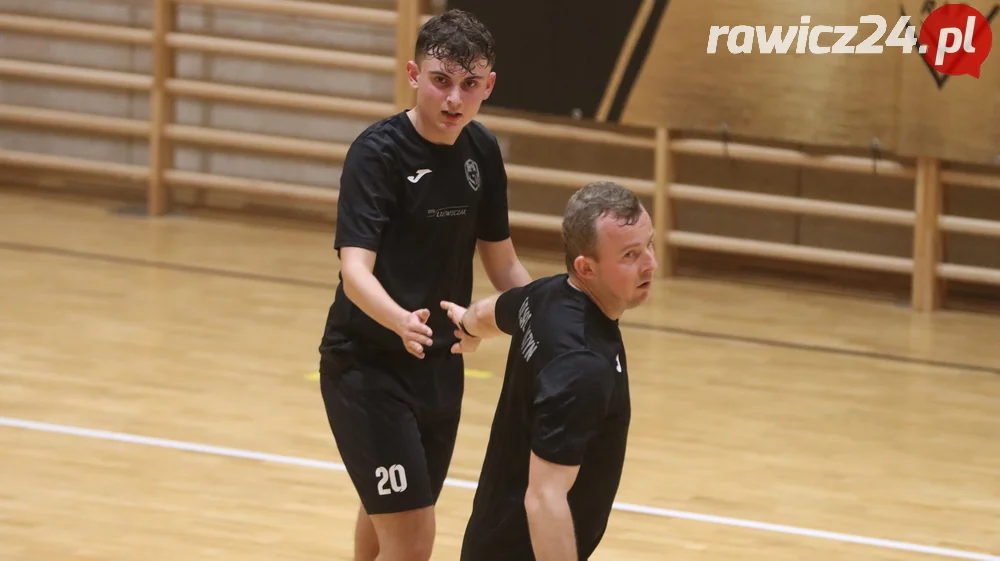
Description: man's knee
xmin=369 ymin=506 xmax=435 ymax=561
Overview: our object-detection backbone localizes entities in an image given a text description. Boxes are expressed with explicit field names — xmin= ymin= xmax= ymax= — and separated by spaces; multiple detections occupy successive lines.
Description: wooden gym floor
xmin=1 ymin=189 xmax=998 ymax=561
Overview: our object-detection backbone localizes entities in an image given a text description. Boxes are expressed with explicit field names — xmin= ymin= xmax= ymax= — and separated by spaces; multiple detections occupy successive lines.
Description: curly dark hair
xmin=414 ymin=9 xmax=496 ymax=73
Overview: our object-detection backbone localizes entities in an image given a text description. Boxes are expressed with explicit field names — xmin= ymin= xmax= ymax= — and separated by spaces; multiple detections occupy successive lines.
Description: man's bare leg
xmin=355 ymin=504 xmax=379 ymax=561
xmin=369 ymin=506 xmax=435 ymax=561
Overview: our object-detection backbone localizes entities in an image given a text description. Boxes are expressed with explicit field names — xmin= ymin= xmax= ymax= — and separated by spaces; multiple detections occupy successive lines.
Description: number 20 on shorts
xmin=376 ymin=464 xmax=408 ymax=495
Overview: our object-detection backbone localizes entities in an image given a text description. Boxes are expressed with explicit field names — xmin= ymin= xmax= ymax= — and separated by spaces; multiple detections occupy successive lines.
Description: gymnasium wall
xmin=2 ymin=0 xmax=999 ymax=301
xmin=0 ymin=0 xmax=399 ymax=205
xmin=440 ymin=0 xmax=1000 ymax=290
xmin=508 ymin=134 xmax=1000 ymax=279
xmin=448 ymin=0 xmax=1000 ymax=165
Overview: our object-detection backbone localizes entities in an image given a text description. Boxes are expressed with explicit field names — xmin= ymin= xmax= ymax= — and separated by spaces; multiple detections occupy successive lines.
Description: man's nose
xmin=644 ymin=246 xmax=658 ymax=272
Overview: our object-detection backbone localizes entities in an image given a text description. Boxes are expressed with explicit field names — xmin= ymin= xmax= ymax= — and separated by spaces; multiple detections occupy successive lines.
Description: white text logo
xmin=708 ymin=15 xmax=926 ymax=55
xmin=426 ymin=206 xmax=467 ymax=218
xmin=705 ymin=6 xmax=994 ymax=79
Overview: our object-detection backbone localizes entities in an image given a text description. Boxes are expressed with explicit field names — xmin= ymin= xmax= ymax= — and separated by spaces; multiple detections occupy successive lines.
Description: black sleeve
xmin=494 ymin=282 xmax=532 ymax=335
xmin=531 ymin=350 xmax=614 ymax=466
xmin=333 ymin=141 xmax=396 ymax=252
xmin=476 ymin=136 xmax=512 ymax=242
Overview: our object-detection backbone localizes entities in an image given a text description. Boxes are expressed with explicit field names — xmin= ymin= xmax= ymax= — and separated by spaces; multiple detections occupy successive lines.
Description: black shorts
xmin=319 ymin=347 xmax=465 ymax=515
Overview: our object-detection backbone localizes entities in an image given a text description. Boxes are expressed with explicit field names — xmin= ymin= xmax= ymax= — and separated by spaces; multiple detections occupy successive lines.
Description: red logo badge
xmin=920 ymin=4 xmax=993 ymax=77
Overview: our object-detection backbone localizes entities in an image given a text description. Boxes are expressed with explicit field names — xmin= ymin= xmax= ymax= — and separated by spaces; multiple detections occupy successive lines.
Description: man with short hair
xmin=441 ymin=181 xmax=657 ymax=561
xmin=317 ymin=8 xmax=531 ymax=561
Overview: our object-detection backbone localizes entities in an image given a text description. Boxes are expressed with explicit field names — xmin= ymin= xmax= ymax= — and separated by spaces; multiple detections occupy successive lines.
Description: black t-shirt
xmin=461 ymin=274 xmax=631 ymax=561
xmin=320 ymin=111 xmax=511 ymax=355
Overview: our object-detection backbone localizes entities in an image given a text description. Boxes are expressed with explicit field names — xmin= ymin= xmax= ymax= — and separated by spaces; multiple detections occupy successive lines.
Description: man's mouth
xmin=638 ymin=280 xmax=651 ymax=289
xmin=442 ymin=110 xmax=462 ymax=121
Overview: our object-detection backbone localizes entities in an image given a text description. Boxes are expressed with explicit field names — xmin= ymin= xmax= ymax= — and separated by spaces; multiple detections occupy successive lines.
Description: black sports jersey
xmin=320 ymin=111 xmax=511 ymax=355
xmin=461 ymin=274 xmax=631 ymax=561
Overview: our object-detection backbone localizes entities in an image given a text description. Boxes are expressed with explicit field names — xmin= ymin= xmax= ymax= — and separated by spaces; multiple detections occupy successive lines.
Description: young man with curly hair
xmin=317 ymin=9 xmax=531 ymax=561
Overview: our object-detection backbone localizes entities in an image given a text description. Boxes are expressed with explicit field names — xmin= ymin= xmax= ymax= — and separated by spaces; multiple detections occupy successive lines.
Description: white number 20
xmin=376 ymin=464 xmax=408 ymax=495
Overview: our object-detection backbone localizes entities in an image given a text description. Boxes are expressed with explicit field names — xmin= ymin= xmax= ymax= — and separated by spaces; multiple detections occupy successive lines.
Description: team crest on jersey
xmin=464 ymin=159 xmax=480 ymax=191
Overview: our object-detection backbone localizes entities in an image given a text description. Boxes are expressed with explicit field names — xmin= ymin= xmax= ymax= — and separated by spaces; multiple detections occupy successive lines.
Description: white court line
xmin=2 ymin=416 xmax=997 ymax=561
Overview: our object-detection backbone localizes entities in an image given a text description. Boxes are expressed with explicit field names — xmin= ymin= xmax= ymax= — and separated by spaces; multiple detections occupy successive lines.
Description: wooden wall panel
xmin=620 ymin=0 xmax=902 ymax=152
xmin=894 ymin=0 xmax=1000 ymax=164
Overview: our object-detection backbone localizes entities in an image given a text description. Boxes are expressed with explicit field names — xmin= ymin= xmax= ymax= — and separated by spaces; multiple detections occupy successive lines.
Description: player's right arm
xmin=340 ymin=247 xmax=433 ymax=358
xmin=335 ymin=141 xmax=433 ymax=359
xmin=524 ymin=350 xmax=615 ymax=560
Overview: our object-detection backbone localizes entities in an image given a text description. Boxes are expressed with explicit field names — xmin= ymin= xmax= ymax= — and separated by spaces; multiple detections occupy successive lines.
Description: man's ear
xmin=573 ymin=255 xmax=597 ymax=280
xmin=406 ymin=60 xmax=420 ymax=88
xmin=483 ymin=71 xmax=497 ymax=99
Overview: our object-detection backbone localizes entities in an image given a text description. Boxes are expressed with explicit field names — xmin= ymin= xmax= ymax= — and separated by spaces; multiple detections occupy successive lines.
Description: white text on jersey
xmin=517 ymin=298 xmax=538 ymax=361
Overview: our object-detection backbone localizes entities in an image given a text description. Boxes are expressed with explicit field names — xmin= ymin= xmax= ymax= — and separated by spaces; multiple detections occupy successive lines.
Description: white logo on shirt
xmin=407 ymin=169 xmax=432 ymax=183
xmin=616 ymin=354 xmax=622 ymax=373
xmin=464 ymin=159 xmax=480 ymax=191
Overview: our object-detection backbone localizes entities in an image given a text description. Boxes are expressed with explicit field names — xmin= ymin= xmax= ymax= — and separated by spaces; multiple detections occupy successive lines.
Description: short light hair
xmin=562 ymin=181 xmax=644 ymax=272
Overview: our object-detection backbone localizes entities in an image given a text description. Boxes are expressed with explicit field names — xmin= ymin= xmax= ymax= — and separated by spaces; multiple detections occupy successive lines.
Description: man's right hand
xmin=339 ymin=247 xmax=435 ymax=358
xmin=395 ymin=308 xmax=434 ymax=359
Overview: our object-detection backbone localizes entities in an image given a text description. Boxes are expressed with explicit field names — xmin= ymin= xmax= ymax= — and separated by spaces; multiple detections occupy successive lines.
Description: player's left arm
xmin=476 ymin=140 xmax=531 ymax=291
xmin=440 ymin=278 xmax=534 ymax=353
xmin=524 ymin=350 xmax=615 ymax=560
xmin=477 ymin=238 xmax=531 ymax=291
xmin=524 ymin=452 xmax=581 ymax=561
